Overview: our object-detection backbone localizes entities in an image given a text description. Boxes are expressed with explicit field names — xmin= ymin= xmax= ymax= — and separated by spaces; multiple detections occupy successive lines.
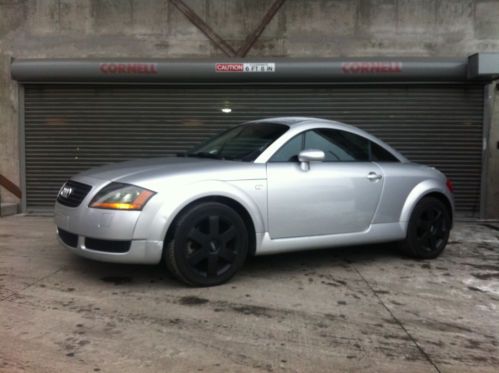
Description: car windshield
xmin=186 ymin=123 xmax=289 ymax=162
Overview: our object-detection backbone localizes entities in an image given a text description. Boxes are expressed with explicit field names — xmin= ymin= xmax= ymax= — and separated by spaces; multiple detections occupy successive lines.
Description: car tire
xmin=165 ymin=202 xmax=249 ymax=286
xmin=399 ymin=197 xmax=451 ymax=259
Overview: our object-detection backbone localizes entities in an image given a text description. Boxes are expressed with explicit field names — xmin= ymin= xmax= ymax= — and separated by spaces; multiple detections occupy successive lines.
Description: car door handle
xmin=367 ymin=172 xmax=382 ymax=181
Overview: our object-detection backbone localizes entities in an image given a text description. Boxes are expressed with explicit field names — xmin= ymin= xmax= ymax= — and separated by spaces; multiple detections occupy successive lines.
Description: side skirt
xmin=255 ymin=222 xmax=407 ymax=256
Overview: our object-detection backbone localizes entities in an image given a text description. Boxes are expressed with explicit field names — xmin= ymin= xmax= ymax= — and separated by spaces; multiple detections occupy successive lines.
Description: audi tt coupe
xmin=55 ymin=117 xmax=453 ymax=286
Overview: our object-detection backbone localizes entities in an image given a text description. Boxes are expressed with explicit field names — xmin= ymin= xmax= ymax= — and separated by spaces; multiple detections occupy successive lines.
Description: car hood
xmin=75 ymin=156 xmax=265 ymax=185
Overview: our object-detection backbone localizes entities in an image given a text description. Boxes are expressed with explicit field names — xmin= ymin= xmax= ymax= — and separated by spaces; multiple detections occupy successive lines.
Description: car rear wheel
xmin=400 ymin=197 xmax=451 ymax=259
xmin=165 ymin=202 xmax=249 ymax=286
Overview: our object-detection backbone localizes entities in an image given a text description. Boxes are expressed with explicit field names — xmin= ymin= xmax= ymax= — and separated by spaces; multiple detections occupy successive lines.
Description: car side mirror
xmin=298 ymin=149 xmax=325 ymax=171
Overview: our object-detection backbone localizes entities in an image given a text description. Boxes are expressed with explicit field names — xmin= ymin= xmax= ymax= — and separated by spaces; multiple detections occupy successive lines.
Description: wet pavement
xmin=0 ymin=215 xmax=498 ymax=372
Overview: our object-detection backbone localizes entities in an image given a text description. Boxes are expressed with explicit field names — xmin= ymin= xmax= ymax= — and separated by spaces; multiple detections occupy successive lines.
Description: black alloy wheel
xmin=166 ymin=202 xmax=248 ymax=286
xmin=415 ymin=207 xmax=448 ymax=252
xmin=400 ymin=197 xmax=451 ymax=259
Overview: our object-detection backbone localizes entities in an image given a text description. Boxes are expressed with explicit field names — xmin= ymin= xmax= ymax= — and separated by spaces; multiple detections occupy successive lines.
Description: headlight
xmin=89 ymin=182 xmax=155 ymax=210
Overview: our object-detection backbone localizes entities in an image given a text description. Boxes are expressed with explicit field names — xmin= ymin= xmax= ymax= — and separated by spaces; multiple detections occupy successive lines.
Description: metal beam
xmin=0 ymin=174 xmax=22 ymax=199
xmin=169 ymin=0 xmax=237 ymax=57
xmin=237 ymin=0 xmax=287 ymax=57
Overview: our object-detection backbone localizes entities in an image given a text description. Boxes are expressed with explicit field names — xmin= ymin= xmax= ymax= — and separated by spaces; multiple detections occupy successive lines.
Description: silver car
xmin=55 ymin=117 xmax=453 ymax=286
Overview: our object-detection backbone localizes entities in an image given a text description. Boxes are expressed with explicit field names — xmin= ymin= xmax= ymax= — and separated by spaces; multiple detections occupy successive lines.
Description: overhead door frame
xmin=480 ymin=82 xmax=496 ymax=219
xmin=18 ymin=84 xmax=26 ymax=213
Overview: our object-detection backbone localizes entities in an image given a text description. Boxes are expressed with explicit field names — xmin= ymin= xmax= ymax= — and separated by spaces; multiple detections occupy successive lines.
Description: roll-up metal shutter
xmin=24 ymin=84 xmax=483 ymax=214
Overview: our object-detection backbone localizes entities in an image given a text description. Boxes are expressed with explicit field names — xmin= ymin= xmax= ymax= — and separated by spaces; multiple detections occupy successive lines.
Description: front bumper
xmin=56 ymin=228 xmax=163 ymax=264
xmin=54 ymin=176 xmax=164 ymax=264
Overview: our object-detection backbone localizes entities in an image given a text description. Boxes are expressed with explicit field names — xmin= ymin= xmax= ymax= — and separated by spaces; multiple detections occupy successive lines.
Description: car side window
xmin=305 ymin=129 xmax=370 ymax=161
xmin=270 ymin=134 xmax=304 ymax=162
xmin=269 ymin=128 xmax=399 ymax=163
xmin=371 ymin=142 xmax=399 ymax=162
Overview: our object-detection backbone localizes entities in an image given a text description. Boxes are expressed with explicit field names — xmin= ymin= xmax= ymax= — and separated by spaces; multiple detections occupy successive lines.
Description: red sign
xmin=100 ymin=63 xmax=158 ymax=74
xmin=215 ymin=63 xmax=244 ymax=72
xmin=341 ymin=62 xmax=402 ymax=74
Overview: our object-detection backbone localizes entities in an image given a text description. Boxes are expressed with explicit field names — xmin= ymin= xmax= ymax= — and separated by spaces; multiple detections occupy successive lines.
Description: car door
xmin=266 ymin=128 xmax=384 ymax=239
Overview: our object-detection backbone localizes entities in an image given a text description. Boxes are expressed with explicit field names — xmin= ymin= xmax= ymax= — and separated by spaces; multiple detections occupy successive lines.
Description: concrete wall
xmin=1 ymin=0 xmax=499 ymax=215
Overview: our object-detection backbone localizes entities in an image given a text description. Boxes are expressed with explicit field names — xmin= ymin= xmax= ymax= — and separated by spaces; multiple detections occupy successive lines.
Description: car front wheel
xmin=400 ymin=196 xmax=451 ymax=259
xmin=165 ymin=202 xmax=249 ymax=286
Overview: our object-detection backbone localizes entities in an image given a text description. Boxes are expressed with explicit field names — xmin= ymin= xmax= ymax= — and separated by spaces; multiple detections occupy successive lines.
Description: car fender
xmin=134 ymin=180 xmax=266 ymax=243
xmin=399 ymin=179 xmax=453 ymax=230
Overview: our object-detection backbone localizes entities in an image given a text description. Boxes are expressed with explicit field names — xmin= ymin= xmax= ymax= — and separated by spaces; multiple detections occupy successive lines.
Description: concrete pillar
xmin=0 ymin=54 xmax=20 ymax=206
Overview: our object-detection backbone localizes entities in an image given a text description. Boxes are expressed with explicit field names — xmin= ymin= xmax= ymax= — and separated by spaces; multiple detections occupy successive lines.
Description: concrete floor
xmin=0 ymin=216 xmax=498 ymax=373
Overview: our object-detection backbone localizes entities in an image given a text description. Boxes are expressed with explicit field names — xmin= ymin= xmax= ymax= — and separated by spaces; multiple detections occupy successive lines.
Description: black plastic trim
xmin=58 ymin=228 xmax=78 ymax=248
xmin=84 ymin=237 xmax=131 ymax=253
xmin=57 ymin=180 xmax=92 ymax=207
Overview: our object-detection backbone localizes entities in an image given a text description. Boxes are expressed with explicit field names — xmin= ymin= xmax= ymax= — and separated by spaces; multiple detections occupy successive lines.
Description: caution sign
xmin=216 ymin=63 xmax=275 ymax=73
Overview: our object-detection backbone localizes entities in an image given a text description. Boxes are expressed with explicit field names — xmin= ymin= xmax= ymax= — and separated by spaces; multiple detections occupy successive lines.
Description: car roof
xmin=247 ymin=116 xmax=360 ymax=131
xmin=246 ymin=117 xmax=376 ymax=139
xmin=247 ymin=116 xmax=330 ymax=126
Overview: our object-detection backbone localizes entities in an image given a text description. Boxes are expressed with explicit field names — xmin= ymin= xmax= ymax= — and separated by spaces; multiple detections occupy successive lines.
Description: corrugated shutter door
xmin=24 ymin=84 xmax=483 ymax=215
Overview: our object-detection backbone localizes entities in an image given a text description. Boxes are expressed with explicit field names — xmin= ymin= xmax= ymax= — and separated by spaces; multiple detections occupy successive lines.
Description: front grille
xmin=56 ymin=180 xmax=92 ymax=207
xmin=58 ymin=228 xmax=78 ymax=248
xmin=84 ymin=237 xmax=131 ymax=253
